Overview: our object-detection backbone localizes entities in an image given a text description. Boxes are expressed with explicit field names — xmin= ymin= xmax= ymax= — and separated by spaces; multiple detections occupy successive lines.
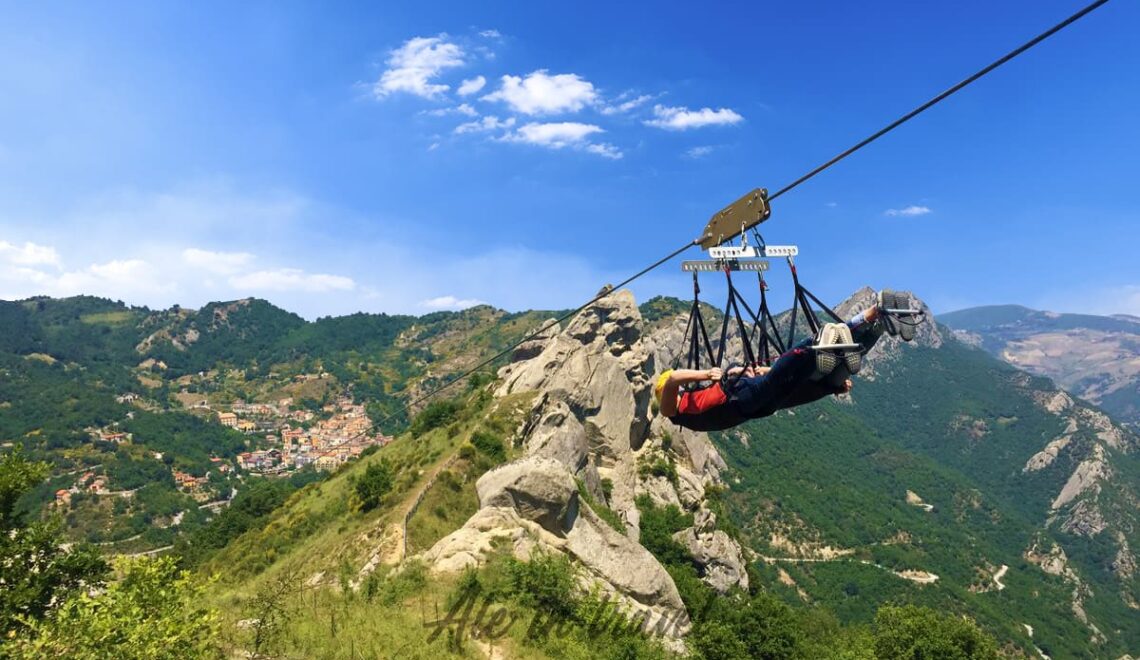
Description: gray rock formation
xmin=422 ymin=289 xmax=747 ymax=644
xmin=673 ymin=528 xmax=749 ymax=594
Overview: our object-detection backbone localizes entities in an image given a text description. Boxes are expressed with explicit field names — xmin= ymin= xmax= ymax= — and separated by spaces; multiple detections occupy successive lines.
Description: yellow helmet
xmin=654 ymin=369 xmax=673 ymax=404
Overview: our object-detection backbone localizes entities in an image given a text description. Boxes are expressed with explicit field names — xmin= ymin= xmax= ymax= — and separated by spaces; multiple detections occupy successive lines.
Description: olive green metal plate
xmin=697 ymin=188 xmax=771 ymax=250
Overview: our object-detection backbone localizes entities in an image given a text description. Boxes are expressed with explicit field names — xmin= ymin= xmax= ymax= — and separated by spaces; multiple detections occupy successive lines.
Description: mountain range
xmin=2 ymin=292 xmax=1139 ymax=658
xmin=941 ymin=305 xmax=1140 ymax=430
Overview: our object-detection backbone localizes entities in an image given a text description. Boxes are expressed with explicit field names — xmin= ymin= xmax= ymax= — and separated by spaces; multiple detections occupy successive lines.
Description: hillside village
xmin=53 ymin=390 xmax=391 ymax=507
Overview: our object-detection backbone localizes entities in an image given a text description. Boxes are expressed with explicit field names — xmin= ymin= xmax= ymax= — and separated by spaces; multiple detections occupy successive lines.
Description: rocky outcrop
xmin=424 ymin=456 xmax=691 ymax=639
xmin=1051 ymin=445 xmax=1109 ymax=511
xmin=511 ymin=318 xmax=559 ymax=362
xmin=1024 ymin=433 xmax=1073 ymax=472
xmin=672 ymin=528 xmax=749 ymax=594
xmin=477 ymin=458 xmax=580 ymax=535
xmin=422 ymin=290 xmax=746 ymax=644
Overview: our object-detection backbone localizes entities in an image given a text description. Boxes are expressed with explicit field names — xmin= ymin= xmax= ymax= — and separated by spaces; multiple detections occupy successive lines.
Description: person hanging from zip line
xmin=655 ymin=290 xmax=924 ymax=432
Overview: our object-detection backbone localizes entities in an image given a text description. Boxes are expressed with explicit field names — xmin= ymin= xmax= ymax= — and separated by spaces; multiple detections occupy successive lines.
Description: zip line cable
xmin=767 ymin=0 xmax=1111 ymax=202
xmin=380 ymin=0 xmax=1111 ymax=427
xmin=384 ymin=241 xmax=697 ymax=423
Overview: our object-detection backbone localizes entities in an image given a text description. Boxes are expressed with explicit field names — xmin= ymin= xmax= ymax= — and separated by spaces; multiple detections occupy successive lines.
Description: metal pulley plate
xmin=697 ymin=188 xmax=771 ymax=249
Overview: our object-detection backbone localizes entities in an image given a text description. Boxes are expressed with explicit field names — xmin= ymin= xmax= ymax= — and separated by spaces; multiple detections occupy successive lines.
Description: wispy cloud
xmin=0 ymin=185 xmax=635 ymax=318
xmin=182 ymin=248 xmax=254 ymax=275
xmin=373 ymin=35 xmax=465 ymax=99
xmin=457 ymin=76 xmax=486 ymax=96
xmin=499 ymin=122 xmax=620 ymax=159
xmin=645 ymin=104 xmax=743 ymax=130
xmin=585 ymin=143 xmax=623 ymax=160
xmin=425 ymin=103 xmax=478 ymax=117
xmin=229 ymin=268 xmax=355 ymax=293
xmin=685 ymin=145 xmax=715 ymax=159
xmin=884 ymin=205 xmax=932 ymax=217
xmin=420 ymin=295 xmax=486 ymax=310
xmin=0 ymin=240 xmax=61 ymax=267
xmin=600 ymin=93 xmax=652 ymax=116
xmin=483 ymin=70 xmax=598 ymax=115
xmin=478 ymin=29 xmax=502 ymax=39
xmin=454 ymin=115 xmax=515 ymax=134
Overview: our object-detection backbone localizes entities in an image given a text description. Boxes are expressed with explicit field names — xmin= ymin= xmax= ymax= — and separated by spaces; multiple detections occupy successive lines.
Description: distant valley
xmin=941 ymin=305 xmax=1140 ymax=429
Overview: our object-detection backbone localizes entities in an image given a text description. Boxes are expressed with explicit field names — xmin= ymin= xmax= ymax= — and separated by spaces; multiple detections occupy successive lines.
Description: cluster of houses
xmin=53 ymin=471 xmax=114 ymax=507
xmin=61 ymin=392 xmax=393 ymax=508
xmin=223 ymin=397 xmax=391 ymax=474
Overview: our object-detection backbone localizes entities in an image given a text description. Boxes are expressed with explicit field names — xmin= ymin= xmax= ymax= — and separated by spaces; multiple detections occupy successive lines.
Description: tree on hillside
xmin=873 ymin=605 xmax=998 ymax=659
xmin=0 ymin=447 xmax=107 ymax=638
xmin=355 ymin=460 xmax=393 ymax=511
xmin=8 ymin=557 xmax=222 ymax=659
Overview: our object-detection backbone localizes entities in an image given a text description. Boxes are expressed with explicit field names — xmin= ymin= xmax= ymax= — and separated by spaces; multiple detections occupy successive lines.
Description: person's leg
xmin=730 ymin=346 xmax=818 ymax=417
xmin=846 ymin=306 xmax=885 ymax=353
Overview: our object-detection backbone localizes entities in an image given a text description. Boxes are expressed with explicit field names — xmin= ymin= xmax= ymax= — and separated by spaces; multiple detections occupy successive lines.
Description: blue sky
xmin=1 ymin=1 xmax=1137 ymax=319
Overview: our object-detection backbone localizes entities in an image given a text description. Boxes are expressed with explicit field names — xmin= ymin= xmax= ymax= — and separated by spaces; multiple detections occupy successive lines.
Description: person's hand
xmin=707 ymin=367 xmax=723 ymax=381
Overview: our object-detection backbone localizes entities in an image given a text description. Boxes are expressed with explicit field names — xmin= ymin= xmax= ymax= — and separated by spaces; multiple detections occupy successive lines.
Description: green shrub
xmin=470 ymin=430 xmax=507 ymax=462
xmin=9 ymin=557 xmax=221 ymax=658
xmin=637 ymin=455 xmax=677 ymax=485
xmin=354 ymin=461 xmax=393 ymax=512
xmin=634 ymin=494 xmax=693 ymax=567
xmin=872 ymin=605 xmax=998 ymax=659
xmin=505 ymin=552 xmax=577 ymax=619
xmin=409 ymin=399 xmax=463 ymax=436
xmin=576 ymin=479 xmax=625 ymax=534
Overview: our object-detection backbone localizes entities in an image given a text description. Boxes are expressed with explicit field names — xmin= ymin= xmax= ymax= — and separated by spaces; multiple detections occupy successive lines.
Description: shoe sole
xmin=880 ymin=290 xmax=901 ymax=338
xmin=815 ymin=323 xmax=860 ymax=376
xmin=896 ymin=292 xmax=917 ymax=342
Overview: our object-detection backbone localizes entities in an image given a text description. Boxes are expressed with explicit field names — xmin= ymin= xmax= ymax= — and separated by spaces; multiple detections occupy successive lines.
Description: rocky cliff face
xmin=844 ymin=291 xmax=1140 ymax=634
xmin=421 ymin=290 xmax=748 ymax=645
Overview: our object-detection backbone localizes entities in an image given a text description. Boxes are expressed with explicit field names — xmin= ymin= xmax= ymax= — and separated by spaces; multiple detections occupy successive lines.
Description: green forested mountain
xmin=0 ymin=295 xmax=552 ymax=553
xmin=3 ymin=292 xmax=1139 ymax=658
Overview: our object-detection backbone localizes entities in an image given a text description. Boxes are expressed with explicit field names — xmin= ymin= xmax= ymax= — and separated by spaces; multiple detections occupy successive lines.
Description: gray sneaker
xmin=814 ymin=322 xmax=862 ymax=377
xmin=878 ymin=289 xmax=918 ymax=342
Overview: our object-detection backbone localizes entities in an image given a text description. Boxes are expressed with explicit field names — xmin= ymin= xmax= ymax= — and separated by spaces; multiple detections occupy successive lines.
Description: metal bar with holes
xmin=682 ymin=260 xmax=770 ymax=273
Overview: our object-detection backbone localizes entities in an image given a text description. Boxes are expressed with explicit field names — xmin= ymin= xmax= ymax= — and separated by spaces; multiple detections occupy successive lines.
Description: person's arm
xmin=659 ymin=367 xmax=722 ymax=417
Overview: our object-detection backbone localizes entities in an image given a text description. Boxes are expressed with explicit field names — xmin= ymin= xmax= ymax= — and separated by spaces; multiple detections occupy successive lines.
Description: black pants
xmin=728 ymin=319 xmax=883 ymax=419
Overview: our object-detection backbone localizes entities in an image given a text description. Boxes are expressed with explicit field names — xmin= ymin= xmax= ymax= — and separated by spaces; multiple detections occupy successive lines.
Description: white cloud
xmin=2 ymin=256 xmax=175 ymax=301
xmin=585 ymin=143 xmax=623 ymax=160
xmin=499 ymin=122 xmax=622 ymax=159
xmin=182 ymin=248 xmax=254 ymax=274
xmin=425 ymin=103 xmax=478 ymax=117
xmin=0 ymin=186 xmax=645 ymax=318
xmin=457 ymin=76 xmax=486 ymax=96
xmin=0 ymin=240 xmax=61 ymax=267
xmin=502 ymin=122 xmax=603 ymax=148
xmin=373 ymin=36 xmax=465 ymax=99
xmin=825 ymin=202 xmax=839 ymax=208
xmin=884 ymin=205 xmax=932 ymax=217
xmin=483 ymin=70 xmax=598 ymax=115
xmin=455 ymin=115 xmax=515 ymax=134
xmin=478 ymin=29 xmax=502 ymax=39
xmin=86 ymin=259 xmax=148 ymax=281
xmin=685 ymin=146 xmax=715 ymax=159
xmin=229 ymin=268 xmax=355 ymax=293
xmin=600 ymin=93 xmax=652 ymax=115
xmin=644 ymin=104 xmax=744 ymax=130
xmin=420 ymin=295 xmax=486 ymax=310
